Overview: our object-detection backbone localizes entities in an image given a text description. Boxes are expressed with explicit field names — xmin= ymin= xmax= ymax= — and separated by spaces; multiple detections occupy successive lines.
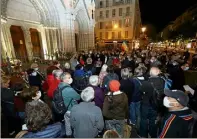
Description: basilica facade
xmin=1 ymin=0 xmax=95 ymax=61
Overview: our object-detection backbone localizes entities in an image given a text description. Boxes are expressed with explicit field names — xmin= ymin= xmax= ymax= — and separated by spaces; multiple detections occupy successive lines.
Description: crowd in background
xmin=1 ymin=48 xmax=197 ymax=138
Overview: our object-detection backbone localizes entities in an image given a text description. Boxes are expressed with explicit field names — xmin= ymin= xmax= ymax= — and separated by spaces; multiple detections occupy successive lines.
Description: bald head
xmin=150 ymin=67 xmax=161 ymax=77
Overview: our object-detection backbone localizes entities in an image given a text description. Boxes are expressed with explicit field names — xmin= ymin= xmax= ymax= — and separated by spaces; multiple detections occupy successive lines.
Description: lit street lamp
xmin=141 ymin=27 xmax=146 ymax=34
xmin=113 ymin=24 xmax=118 ymax=29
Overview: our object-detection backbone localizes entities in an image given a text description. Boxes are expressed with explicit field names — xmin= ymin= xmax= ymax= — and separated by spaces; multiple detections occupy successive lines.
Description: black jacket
xmin=120 ymin=78 xmax=134 ymax=103
xmin=158 ymin=108 xmax=193 ymax=138
xmin=1 ymin=88 xmax=15 ymax=117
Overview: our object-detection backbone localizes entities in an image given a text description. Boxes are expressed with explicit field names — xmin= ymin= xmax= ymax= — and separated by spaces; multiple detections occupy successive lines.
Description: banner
xmin=121 ymin=41 xmax=128 ymax=52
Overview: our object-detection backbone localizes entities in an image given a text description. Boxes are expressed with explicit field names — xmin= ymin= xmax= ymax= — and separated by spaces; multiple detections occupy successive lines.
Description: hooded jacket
xmin=158 ymin=108 xmax=194 ymax=138
xmin=103 ymin=91 xmax=128 ymax=120
xmin=58 ymin=82 xmax=80 ymax=111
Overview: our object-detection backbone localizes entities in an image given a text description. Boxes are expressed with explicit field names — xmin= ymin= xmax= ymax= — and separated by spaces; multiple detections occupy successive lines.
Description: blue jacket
xmin=58 ymin=82 xmax=80 ymax=111
xmin=22 ymin=122 xmax=65 ymax=138
xmin=70 ymin=102 xmax=104 ymax=138
xmin=74 ymin=69 xmax=85 ymax=77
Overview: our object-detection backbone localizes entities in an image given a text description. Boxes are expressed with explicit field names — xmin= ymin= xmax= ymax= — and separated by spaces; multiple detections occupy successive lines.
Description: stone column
xmin=45 ymin=29 xmax=52 ymax=57
xmin=1 ymin=23 xmax=16 ymax=59
xmin=38 ymin=27 xmax=49 ymax=59
xmin=23 ymin=27 xmax=33 ymax=61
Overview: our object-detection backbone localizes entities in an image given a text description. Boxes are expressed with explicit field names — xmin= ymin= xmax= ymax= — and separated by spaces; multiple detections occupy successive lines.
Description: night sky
xmin=139 ymin=0 xmax=197 ymax=32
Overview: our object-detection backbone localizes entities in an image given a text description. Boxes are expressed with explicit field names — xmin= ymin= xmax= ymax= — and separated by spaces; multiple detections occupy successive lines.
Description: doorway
xmin=29 ymin=28 xmax=42 ymax=58
xmin=10 ymin=25 xmax=28 ymax=62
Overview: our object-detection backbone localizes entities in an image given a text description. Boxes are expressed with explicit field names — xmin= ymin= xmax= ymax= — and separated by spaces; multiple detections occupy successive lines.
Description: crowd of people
xmin=1 ymin=48 xmax=197 ymax=138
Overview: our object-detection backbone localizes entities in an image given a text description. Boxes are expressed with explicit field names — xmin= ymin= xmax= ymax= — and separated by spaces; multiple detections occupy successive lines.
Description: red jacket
xmin=42 ymin=75 xmax=54 ymax=92
xmin=47 ymin=76 xmax=61 ymax=98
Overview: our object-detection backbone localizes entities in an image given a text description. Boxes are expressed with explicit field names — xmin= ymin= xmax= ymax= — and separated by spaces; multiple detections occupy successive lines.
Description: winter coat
xmin=22 ymin=122 xmax=66 ymax=138
xmin=158 ymin=108 xmax=193 ymax=138
xmin=74 ymin=69 xmax=85 ymax=77
xmin=120 ymin=78 xmax=134 ymax=103
xmin=58 ymin=82 xmax=80 ymax=111
xmin=47 ymin=78 xmax=61 ymax=98
xmin=70 ymin=102 xmax=104 ymax=138
xmin=28 ymin=72 xmax=43 ymax=90
xmin=103 ymin=91 xmax=128 ymax=120
xmin=1 ymin=88 xmax=15 ymax=117
xmin=90 ymin=85 xmax=105 ymax=109
xmin=42 ymin=75 xmax=54 ymax=92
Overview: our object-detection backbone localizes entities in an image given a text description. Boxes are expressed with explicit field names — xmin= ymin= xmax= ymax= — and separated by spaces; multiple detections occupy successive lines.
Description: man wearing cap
xmin=158 ymin=89 xmax=194 ymax=138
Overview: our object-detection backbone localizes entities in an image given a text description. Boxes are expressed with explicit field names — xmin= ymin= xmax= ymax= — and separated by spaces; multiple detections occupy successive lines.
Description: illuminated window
xmin=126 ymin=7 xmax=130 ymax=16
xmin=125 ymin=31 xmax=128 ymax=38
xmin=118 ymin=31 xmax=121 ymax=39
xmin=105 ymin=32 xmax=108 ymax=39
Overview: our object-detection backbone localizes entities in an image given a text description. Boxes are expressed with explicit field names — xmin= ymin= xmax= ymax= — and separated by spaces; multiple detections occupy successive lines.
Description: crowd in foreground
xmin=1 ymin=48 xmax=197 ymax=138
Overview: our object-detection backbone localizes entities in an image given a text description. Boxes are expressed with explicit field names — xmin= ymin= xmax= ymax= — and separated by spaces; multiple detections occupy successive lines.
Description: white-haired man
xmin=70 ymin=87 xmax=104 ymax=138
xmin=139 ymin=67 xmax=165 ymax=138
xmin=89 ymin=75 xmax=105 ymax=109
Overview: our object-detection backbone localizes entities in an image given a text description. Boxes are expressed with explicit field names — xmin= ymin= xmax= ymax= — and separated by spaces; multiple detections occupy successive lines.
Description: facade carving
xmin=1 ymin=0 xmax=95 ymax=61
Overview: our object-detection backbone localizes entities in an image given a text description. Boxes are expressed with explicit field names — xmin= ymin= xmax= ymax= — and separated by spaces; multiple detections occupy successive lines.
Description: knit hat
xmin=109 ymin=80 xmax=120 ymax=92
xmin=31 ymin=63 xmax=38 ymax=69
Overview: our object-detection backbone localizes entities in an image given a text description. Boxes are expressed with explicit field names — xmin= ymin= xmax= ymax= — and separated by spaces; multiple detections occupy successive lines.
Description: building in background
xmin=1 ymin=0 xmax=95 ymax=61
xmin=95 ymin=0 xmax=141 ymax=50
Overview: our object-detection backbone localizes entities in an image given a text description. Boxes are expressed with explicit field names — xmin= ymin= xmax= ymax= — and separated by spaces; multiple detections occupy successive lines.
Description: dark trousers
xmin=139 ymin=104 xmax=158 ymax=138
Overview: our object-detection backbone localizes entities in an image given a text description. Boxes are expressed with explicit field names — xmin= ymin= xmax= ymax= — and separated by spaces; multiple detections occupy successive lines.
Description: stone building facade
xmin=1 ymin=0 xmax=95 ymax=60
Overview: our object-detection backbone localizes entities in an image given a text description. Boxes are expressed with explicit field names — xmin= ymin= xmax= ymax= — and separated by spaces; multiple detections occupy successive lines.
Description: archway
xmin=75 ymin=9 xmax=89 ymax=50
xmin=10 ymin=25 xmax=28 ymax=62
xmin=30 ymin=28 xmax=42 ymax=58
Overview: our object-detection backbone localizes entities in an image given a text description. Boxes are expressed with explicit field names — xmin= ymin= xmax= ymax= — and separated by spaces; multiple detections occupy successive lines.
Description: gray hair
xmin=89 ymin=75 xmax=99 ymax=86
xmin=52 ymin=70 xmax=63 ymax=78
xmin=121 ymin=68 xmax=130 ymax=79
xmin=149 ymin=67 xmax=161 ymax=77
xmin=60 ymin=72 xmax=71 ymax=81
xmin=81 ymin=87 xmax=94 ymax=102
xmin=64 ymin=62 xmax=70 ymax=69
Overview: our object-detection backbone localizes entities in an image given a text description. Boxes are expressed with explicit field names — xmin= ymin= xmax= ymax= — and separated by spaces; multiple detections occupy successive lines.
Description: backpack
xmin=160 ymin=76 xmax=172 ymax=89
xmin=52 ymin=86 xmax=73 ymax=114
xmin=149 ymin=78 xmax=165 ymax=111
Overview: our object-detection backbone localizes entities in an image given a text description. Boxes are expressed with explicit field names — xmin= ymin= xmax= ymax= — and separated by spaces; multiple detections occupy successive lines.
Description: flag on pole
xmin=121 ymin=41 xmax=128 ymax=52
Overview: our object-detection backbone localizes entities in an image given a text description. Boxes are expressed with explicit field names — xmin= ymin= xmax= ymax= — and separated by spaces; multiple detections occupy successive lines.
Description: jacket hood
xmin=58 ymin=82 xmax=70 ymax=88
xmin=106 ymin=90 xmax=123 ymax=96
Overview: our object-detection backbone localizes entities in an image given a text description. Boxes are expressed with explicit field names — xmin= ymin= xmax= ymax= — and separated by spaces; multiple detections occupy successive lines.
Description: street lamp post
xmin=141 ymin=27 xmax=146 ymax=35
